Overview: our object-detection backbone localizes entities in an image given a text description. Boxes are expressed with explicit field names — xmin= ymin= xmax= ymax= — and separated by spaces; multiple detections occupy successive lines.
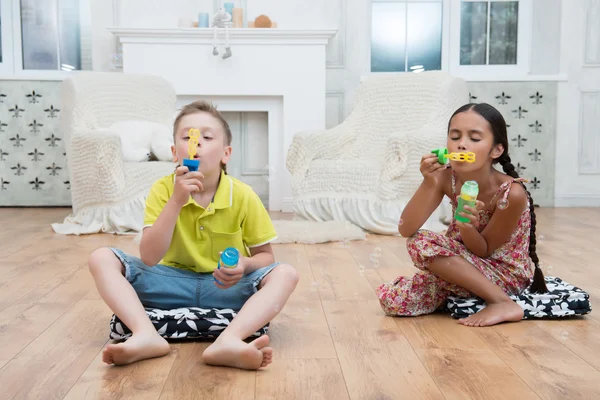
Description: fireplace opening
xmin=222 ymin=111 xmax=270 ymax=207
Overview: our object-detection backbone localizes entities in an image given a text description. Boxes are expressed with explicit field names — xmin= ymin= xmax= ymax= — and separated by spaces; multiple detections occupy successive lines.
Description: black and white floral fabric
xmin=442 ymin=276 xmax=591 ymax=319
xmin=109 ymin=307 xmax=269 ymax=341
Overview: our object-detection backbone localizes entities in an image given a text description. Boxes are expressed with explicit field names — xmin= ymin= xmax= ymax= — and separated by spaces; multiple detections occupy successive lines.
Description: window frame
xmin=0 ymin=0 xmax=14 ymax=74
xmin=0 ymin=0 xmax=85 ymax=79
xmin=449 ymin=0 xmax=533 ymax=80
xmin=368 ymin=0 xmax=536 ymax=81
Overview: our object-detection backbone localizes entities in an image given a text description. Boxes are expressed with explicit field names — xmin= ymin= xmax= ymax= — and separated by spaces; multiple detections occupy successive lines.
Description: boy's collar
xmin=172 ymin=170 xmax=232 ymax=209
xmin=213 ymin=170 xmax=233 ymax=209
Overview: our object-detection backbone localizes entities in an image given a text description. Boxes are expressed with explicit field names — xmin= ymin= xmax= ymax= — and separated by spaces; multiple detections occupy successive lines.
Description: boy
xmin=88 ymin=101 xmax=299 ymax=369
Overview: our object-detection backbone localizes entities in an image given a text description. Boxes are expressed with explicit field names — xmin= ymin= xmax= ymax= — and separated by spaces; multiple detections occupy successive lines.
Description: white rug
xmin=271 ymin=219 xmax=366 ymax=244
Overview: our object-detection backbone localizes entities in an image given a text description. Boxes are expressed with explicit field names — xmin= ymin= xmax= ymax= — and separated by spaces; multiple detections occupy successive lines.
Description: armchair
xmin=52 ymin=72 xmax=176 ymax=234
xmin=286 ymin=71 xmax=469 ymax=234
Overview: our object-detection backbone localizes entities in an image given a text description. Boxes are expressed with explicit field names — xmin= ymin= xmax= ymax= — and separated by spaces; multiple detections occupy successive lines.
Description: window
xmin=20 ymin=0 xmax=82 ymax=70
xmin=0 ymin=9 xmax=2 ymax=63
xmin=460 ymin=0 xmax=518 ymax=65
xmin=0 ymin=0 xmax=12 ymax=73
xmin=0 ymin=0 xmax=91 ymax=76
xmin=371 ymin=0 xmax=444 ymax=73
xmin=369 ymin=0 xmax=533 ymax=80
xmin=450 ymin=0 xmax=532 ymax=79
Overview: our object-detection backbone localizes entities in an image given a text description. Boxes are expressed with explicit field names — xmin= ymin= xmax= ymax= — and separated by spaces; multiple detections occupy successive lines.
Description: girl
xmin=377 ymin=103 xmax=547 ymax=327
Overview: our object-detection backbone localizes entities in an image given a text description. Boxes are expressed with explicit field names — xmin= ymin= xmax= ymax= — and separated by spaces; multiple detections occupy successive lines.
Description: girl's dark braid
xmin=498 ymin=153 xmax=548 ymax=293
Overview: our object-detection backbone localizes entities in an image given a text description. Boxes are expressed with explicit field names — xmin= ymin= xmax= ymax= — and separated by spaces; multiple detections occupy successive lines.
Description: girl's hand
xmin=172 ymin=166 xmax=204 ymax=207
xmin=213 ymin=254 xmax=246 ymax=289
xmin=420 ymin=153 xmax=448 ymax=185
xmin=456 ymin=200 xmax=486 ymax=230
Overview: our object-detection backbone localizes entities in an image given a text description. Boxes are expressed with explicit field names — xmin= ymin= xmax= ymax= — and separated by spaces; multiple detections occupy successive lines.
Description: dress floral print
xmin=377 ymin=172 xmax=535 ymax=316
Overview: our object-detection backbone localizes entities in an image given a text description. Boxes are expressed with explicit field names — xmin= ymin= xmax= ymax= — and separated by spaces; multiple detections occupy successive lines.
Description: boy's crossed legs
xmin=201 ymin=264 xmax=298 ymax=369
xmin=88 ymin=248 xmax=299 ymax=369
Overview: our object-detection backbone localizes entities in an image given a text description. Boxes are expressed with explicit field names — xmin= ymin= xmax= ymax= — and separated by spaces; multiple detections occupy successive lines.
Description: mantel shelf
xmin=109 ymin=28 xmax=338 ymax=45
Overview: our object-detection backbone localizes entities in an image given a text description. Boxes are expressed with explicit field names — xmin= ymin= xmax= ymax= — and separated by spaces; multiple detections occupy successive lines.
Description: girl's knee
xmin=377 ymin=289 xmax=409 ymax=316
xmin=406 ymin=230 xmax=430 ymax=259
xmin=406 ymin=229 xmax=430 ymax=247
xmin=88 ymin=247 xmax=122 ymax=276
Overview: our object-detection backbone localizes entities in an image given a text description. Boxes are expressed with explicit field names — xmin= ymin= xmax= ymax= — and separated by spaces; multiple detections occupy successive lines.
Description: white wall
xmin=90 ymin=0 xmax=600 ymax=206
xmin=90 ymin=0 xmax=120 ymax=71
xmin=90 ymin=0 xmax=365 ymax=127
xmin=555 ymin=0 xmax=600 ymax=206
xmin=530 ymin=0 xmax=561 ymax=75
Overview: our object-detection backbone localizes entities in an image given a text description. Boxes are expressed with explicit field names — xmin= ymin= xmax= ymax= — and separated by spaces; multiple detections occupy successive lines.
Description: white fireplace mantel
xmin=110 ymin=28 xmax=337 ymax=45
xmin=110 ymin=28 xmax=337 ymax=212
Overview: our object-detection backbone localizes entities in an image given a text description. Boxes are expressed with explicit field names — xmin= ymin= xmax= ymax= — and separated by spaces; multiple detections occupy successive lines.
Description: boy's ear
xmin=171 ymin=144 xmax=178 ymax=163
xmin=221 ymin=145 xmax=232 ymax=164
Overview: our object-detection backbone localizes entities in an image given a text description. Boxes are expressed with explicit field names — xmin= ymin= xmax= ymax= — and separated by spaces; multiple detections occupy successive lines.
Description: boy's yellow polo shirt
xmin=143 ymin=171 xmax=277 ymax=273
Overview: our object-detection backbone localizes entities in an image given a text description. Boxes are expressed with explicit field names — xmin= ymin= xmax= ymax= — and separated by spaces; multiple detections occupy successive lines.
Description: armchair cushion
xmin=301 ymin=159 xmax=380 ymax=195
xmin=96 ymin=120 xmax=173 ymax=162
xmin=51 ymin=160 xmax=174 ymax=235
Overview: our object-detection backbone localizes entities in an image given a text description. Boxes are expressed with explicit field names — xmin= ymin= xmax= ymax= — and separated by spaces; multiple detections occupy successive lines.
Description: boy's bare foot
xmin=459 ymin=300 xmax=524 ymax=327
xmin=102 ymin=332 xmax=170 ymax=365
xmin=202 ymin=334 xmax=273 ymax=370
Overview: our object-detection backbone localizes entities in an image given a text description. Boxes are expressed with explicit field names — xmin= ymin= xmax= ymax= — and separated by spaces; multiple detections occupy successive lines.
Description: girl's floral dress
xmin=377 ymin=171 xmax=535 ymax=316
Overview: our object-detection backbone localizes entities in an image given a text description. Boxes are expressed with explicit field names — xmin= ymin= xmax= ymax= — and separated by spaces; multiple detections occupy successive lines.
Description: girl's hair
xmin=173 ymin=100 xmax=232 ymax=174
xmin=449 ymin=103 xmax=548 ymax=293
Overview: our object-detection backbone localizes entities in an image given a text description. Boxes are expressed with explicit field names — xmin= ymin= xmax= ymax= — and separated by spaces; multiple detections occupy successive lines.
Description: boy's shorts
xmin=109 ymin=247 xmax=279 ymax=311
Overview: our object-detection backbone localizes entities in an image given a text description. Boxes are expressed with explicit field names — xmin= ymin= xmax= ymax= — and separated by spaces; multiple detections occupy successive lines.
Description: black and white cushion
xmin=442 ymin=276 xmax=592 ymax=319
xmin=109 ymin=307 xmax=269 ymax=340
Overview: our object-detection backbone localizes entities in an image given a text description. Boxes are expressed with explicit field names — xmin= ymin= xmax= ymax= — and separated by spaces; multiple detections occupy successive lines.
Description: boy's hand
xmin=456 ymin=200 xmax=486 ymax=230
xmin=213 ymin=255 xmax=246 ymax=289
xmin=172 ymin=166 xmax=204 ymax=206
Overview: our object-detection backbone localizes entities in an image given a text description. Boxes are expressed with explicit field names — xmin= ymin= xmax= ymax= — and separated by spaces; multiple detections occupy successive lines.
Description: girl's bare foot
xmin=459 ymin=300 xmax=524 ymax=327
xmin=102 ymin=332 xmax=170 ymax=365
xmin=202 ymin=334 xmax=273 ymax=370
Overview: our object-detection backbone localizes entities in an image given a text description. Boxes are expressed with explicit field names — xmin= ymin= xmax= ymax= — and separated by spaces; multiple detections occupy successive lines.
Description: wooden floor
xmin=0 ymin=208 xmax=599 ymax=399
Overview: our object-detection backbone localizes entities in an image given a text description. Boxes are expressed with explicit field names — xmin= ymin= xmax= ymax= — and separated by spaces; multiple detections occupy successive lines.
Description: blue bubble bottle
xmin=214 ymin=247 xmax=239 ymax=285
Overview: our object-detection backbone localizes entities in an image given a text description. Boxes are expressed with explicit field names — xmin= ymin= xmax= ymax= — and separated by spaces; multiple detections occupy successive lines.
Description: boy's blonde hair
xmin=173 ymin=100 xmax=232 ymax=173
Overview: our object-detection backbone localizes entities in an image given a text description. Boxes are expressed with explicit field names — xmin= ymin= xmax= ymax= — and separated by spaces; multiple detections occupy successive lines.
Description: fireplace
xmin=110 ymin=28 xmax=336 ymax=211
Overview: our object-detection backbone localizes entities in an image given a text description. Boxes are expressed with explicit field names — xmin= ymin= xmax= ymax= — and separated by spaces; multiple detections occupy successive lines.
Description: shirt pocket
xmin=209 ymin=229 xmax=245 ymax=262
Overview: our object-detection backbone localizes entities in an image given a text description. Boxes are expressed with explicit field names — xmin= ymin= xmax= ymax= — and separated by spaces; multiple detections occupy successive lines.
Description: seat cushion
xmin=301 ymin=159 xmax=380 ymax=194
xmin=441 ymin=276 xmax=592 ymax=319
xmin=109 ymin=307 xmax=269 ymax=340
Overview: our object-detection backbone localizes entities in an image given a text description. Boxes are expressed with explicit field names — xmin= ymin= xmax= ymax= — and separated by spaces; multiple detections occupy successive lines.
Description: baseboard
xmin=281 ymin=197 xmax=294 ymax=213
xmin=554 ymin=195 xmax=600 ymax=207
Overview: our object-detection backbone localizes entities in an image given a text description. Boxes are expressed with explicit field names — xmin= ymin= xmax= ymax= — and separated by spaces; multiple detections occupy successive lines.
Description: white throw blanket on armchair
xmin=286 ymin=71 xmax=469 ymax=234
xmin=52 ymin=72 xmax=177 ymax=235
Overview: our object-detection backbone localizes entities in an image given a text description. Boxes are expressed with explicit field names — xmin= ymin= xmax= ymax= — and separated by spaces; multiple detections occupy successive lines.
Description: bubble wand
xmin=431 ymin=148 xmax=476 ymax=164
xmin=183 ymin=128 xmax=200 ymax=172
